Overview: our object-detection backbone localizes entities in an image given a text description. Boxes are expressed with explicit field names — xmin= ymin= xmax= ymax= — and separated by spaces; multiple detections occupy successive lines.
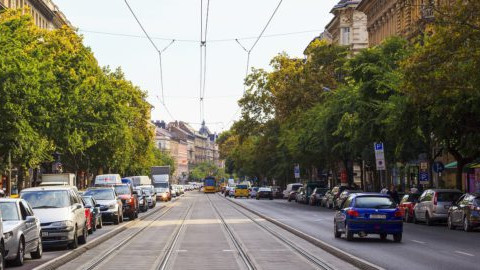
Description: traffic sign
xmin=374 ymin=143 xmax=384 ymax=151
xmin=374 ymin=142 xmax=386 ymax=170
xmin=433 ymin=162 xmax=445 ymax=173
xmin=419 ymin=171 xmax=429 ymax=183
xmin=376 ymin=159 xmax=386 ymax=171
xmin=294 ymin=164 xmax=300 ymax=179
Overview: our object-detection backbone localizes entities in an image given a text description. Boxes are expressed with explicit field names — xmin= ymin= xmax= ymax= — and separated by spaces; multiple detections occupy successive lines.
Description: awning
xmin=445 ymin=161 xmax=457 ymax=169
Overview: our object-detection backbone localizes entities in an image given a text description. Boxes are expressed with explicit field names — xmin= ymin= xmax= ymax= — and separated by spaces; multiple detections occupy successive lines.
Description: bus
xmin=203 ymin=176 xmax=217 ymax=193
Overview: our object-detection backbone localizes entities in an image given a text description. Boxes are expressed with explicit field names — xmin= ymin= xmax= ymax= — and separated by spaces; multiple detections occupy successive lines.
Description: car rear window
xmin=474 ymin=197 xmax=480 ymax=206
xmin=292 ymin=185 xmax=302 ymax=191
xmin=407 ymin=194 xmax=420 ymax=202
xmin=437 ymin=192 xmax=462 ymax=202
xmin=354 ymin=196 xmax=396 ymax=209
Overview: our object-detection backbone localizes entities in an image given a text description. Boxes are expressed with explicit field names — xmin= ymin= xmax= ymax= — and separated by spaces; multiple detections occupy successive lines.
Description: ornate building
xmin=325 ymin=0 xmax=368 ymax=54
xmin=0 ymin=0 xmax=72 ymax=29
xmin=356 ymin=0 xmax=437 ymax=46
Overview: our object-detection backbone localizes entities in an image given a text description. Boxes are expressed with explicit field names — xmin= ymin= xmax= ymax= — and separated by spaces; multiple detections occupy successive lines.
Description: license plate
xmin=41 ymin=232 xmax=49 ymax=237
xmin=370 ymin=214 xmax=386 ymax=219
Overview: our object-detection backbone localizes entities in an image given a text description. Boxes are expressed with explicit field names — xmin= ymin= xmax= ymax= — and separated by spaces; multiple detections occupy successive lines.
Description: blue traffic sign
xmin=433 ymin=162 xmax=445 ymax=173
xmin=419 ymin=171 xmax=429 ymax=183
xmin=375 ymin=143 xmax=384 ymax=151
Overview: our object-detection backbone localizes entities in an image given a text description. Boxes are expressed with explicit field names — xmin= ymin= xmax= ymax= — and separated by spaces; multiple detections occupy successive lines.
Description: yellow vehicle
xmin=203 ymin=177 xmax=217 ymax=193
xmin=234 ymin=184 xmax=249 ymax=198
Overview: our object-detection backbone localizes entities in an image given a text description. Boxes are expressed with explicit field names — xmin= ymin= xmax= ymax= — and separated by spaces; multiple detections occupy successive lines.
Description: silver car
xmin=84 ymin=187 xmax=123 ymax=225
xmin=0 ymin=199 xmax=42 ymax=266
xmin=413 ymin=189 xmax=463 ymax=225
xmin=20 ymin=186 xmax=88 ymax=249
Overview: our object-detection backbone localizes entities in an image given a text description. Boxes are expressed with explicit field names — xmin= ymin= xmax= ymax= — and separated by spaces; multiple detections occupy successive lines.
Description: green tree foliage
xmin=190 ymin=162 xmax=224 ymax=180
xmin=0 ymin=10 xmax=173 ymax=188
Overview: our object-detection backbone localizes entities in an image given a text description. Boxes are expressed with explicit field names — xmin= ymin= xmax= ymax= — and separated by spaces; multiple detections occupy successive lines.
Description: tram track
xmin=215 ymin=194 xmax=334 ymax=270
xmin=206 ymin=194 xmax=256 ymax=270
xmin=81 ymin=203 xmax=177 ymax=270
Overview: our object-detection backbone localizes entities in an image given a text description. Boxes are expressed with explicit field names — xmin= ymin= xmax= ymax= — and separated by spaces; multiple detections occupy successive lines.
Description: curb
xmin=33 ymin=204 xmax=166 ymax=270
xmin=222 ymin=195 xmax=385 ymax=270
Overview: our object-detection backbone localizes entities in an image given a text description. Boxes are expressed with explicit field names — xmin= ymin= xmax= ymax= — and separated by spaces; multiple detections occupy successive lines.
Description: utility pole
xmin=7 ymin=150 xmax=12 ymax=196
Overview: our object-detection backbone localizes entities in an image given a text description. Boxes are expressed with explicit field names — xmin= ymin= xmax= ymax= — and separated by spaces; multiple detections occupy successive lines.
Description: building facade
xmin=356 ymin=0 xmax=436 ymax=46
xmin=325 ymin=0 xmax=368 ymax=53
xmin=0 ymin=0 xmax=72 ymax=29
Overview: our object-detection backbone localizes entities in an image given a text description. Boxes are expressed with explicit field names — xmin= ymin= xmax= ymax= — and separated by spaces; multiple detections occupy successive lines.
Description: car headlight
xmin=109 ymin=203 xmax=117 ymax=209
xmin=3 ymin=231 xmax=13 ymax=241
xmin=50 ymin=220 xmax=74 ymax=227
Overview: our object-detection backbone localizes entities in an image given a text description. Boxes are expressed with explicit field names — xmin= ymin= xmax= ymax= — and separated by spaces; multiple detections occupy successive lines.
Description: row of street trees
xmin=218 ymin=2 xmax=480 ymax=191
xmin=0 ymin=10 xmax=174 ymax=191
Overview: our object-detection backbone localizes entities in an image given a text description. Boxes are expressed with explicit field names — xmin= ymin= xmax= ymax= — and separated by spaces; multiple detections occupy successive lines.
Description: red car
xmin=84 ymin=206 xmax=94 ymax=234
xmin=399 ymin=193 xmax=420 ymax=223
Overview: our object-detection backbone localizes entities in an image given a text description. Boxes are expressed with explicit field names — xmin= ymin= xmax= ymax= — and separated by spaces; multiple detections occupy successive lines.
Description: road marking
xmin=223 ymin=250 xmax=234 ymax=252
xmin=410 ymin=240 xmax=426 ymax=244
xmin=455 ymin=251 xmax=474 ymax=257
xmin=176 ymin=250 xmax=188 ymax=252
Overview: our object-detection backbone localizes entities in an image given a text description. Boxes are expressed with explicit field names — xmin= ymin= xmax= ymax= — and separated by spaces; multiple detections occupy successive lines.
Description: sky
xmin=54 ymin=0 xmax=338 ymax=133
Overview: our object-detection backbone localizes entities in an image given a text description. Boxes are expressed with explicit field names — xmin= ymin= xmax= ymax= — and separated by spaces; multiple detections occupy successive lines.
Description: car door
xmin=335 ymin=197 xmax=352 ymax=231
xmin=457 ymin=195 xmax=471 ymax=225
xmin=415 ymin=191 xmax=427 ymax=219
xmin=19 ymin=201 xmax=36 ymax=251
xmin=70 ymin=190 xmax=85 ymax=232
xmin=451 ymin=195 xmax=464 ymax=224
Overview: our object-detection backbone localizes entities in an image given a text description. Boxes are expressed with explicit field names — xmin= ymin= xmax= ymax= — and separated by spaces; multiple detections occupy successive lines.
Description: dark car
xmin=256 ymin=187 xmax=274 ymax=200
xmin=271 ymin=186 xmax=283 ymax=199
xmin=334 ymin=193 xmax=403 ymax=242
xmin=114 ymin=184 xmax=139 ymax=220
xmin=448 ymin=193 xmax=480 ymax=232
xmin=82 ymin=196 xmax=103 ymax=231
xmin=135 ymin=188 xmax=149 ymax=212
xmin=399 ymin=193 xmax=420 ymax=223
xmin=310 ymin=188 xmax=329 ymax=206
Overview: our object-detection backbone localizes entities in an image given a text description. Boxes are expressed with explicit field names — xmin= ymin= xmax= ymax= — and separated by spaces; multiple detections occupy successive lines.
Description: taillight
xmin=433 ymin=193 xmax=438 ymax=205
xmin=394 ymin=209 xmax=403 ymax=217
xmin=347 ymin=209 xmax=359 ymax=217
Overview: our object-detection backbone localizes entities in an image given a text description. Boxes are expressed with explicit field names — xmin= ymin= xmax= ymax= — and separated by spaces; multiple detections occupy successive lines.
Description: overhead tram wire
xmin=199 ymin=0 xmax=211 ymax=123
xmin=228 ymin=0 xmax=284 ymax=126
xmin=124 ymin=0 xmax=176 ymax=121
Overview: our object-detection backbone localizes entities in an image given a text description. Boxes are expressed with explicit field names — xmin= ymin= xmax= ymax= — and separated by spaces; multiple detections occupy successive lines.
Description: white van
xmin=94 ymin=174 xmax=122 ymax=186
xmin=283 ymin=183 xmax=303 ymax=199
xmin=131 ymin=176 xmax=151 ymax=187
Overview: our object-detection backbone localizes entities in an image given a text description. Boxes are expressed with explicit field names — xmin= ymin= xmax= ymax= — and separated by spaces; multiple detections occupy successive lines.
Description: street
xmin=231 ymin=197 xmax=480 ymax=270
xmin=35 ymin=193 xmax=356 ymax=270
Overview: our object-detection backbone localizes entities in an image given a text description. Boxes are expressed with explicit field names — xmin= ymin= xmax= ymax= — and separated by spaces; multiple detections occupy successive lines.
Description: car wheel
xmin=425 ymin=212 xmax=433 ymax=226
xmin=463 ymin=216 xmax=473 ymax=232
xmin=68 ymin=227 xmax=78 ymax=249
xmin=78 ymin=224 xmax=88 ymax=245
xmin=0 ymin=243 xmax=4 ymax=270
xmin=129 ymin=212 xmax=136 ymax=220
xmin=380 ymin=233 xmax=387 ymax=241
xmin=31 ymin=236 xmax=43 ymax=259
xmin=345 ymin=225 xmax=354 ymax=241
xmin=113 ymin=214 xmax=120 ymax=225
xmin=334 ymin=223 xmax=341 ymax=238
xmin=447 ymin=215 xmax=456 ymax=230
xmin=393 ymin=233 xmax=402 ymax=243
xmin=12 ymin=237 xmax=25 ymax=266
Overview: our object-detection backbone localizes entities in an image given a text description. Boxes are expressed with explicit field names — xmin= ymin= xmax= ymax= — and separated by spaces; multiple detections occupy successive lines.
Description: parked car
xmin=447 ymin=193 xmax=480 ymax=231
xmin=114 ymin=184 xmax=139 ymax=220
xmin=335 ymin=190 xmax=363 ymax=209
xmin=283 ymin=183 xmax=303 ymax=199
xmin=330 ymin=186 xmax=352 ymax=209
xmin=139 ymin=186 xmax=156 ymax=208
xmin=84 ymin=187 xmax=123 ymax=225
xmin=0 ymin=201 xmax=5 ymax=270
xmin=295 ymin=187 xmax=308 ymax=204
xmin=229 ymin=187 xmax=235 ymax=197
xmin=413 ymin=189 xmax=463 ymax=226
xmin=235 ymin=185 xmax=249 ymax=198
xmin=271 ymin=186 xmax=283 ymax=199
xmin=82 ymin=196 xmax=103 ymax=230
xmin=334 ymin=193 xmax=403 ymax=242
xmin=322 ymin=190 xmax=334 ymax=208
xmin=250 ymin=187 xmax=259 ymax=198
xmin=82 ymin=199 xmax=94 ymax=235
xmin=399 ymin=193 xmax=420 ymax=223
xmin=0 ymin=198 xmax=42 ymax=266
xmin=135 ymin=188 xmax=149 ymax=212
xmin=256 ymin=187 xmax=273 ymax=200
xmin=309 ymin=188 xmax=329 ymax=206
xmin=20 ymin=186 xmax=88 ymax=249
xmin=287 ymin=190 xmax=297 ymax=202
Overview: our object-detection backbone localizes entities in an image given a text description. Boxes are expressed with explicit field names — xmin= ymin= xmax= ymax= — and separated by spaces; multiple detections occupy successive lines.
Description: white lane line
xmin=223 ymin=249 xmax=234 ymax=252
xmin=176 ymin=250 xmax=188 ymax=252
xmin=455 ymin=251 xmax=474 ymax=257
xmin=410 ymin=240 xmax=426 ymax=244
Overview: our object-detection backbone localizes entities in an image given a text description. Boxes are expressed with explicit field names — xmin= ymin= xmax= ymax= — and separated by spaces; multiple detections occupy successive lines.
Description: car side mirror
xmin=26 ymin=216 xmax=36 ymax=223
xmin=76 ymin=204 xmax=82 ymax=209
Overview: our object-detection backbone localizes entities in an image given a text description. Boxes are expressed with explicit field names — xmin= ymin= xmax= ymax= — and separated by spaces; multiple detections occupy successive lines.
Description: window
xmin=355 ymin=196 xmax=396 ymax=209
xmin=19 ymin=203 xmax=28 ymax=220
xmin=341 ymin=27 xmax=350 ymax=45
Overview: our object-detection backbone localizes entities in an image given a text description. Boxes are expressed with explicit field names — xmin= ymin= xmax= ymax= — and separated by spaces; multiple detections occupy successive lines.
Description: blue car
xmin=334 ymin=193 xmax=403 ymax=242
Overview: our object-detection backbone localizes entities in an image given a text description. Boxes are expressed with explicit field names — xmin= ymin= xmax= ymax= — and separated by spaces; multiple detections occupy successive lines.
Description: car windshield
xmin=82 ymin=197 xmax=94 ymax=207
xmin=292 ymin=185 xmax=302 ymax=191
xmin=0 ymin=202 xmax=20 ymax=221
xmin=21 ymin=190 xmax=70 ymax=209
xmin=237 ymin=185 xmax=247 ymax=189
xmin=259 ymin=188 xmax=271 ymax=192
xmin=437 ymin=192 xmax=462 ymax=202
xmin=355 ymin=196 xmax=396 ymax=209
xmin=84 ymin=189 xmax=115 ymax=200
xmin=407 ymin=194 xmax=420 ymax=202
xmin=315 ymin=189 xmax=328 ymax=194
xmin=114 ymin=185 xmax=130 ymax=195
xmin=153 ymin=182 xmax=169 ymax=188
xmin=142 ymin=188 xmax=152 ymax=195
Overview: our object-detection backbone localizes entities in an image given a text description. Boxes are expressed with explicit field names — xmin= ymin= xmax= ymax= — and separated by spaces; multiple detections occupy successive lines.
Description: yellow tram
xmin=203 ymin=176 xmax=217 ymax=193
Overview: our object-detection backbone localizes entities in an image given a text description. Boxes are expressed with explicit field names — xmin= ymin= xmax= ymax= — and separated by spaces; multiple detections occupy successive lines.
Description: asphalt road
xmin=230 ymin=196 xmax=480 ymax=270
